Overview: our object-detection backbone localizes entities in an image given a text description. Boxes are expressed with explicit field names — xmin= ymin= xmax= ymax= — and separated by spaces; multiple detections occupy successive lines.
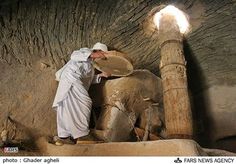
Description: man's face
xmin=90 ymin=50 xmax=107 ymax=60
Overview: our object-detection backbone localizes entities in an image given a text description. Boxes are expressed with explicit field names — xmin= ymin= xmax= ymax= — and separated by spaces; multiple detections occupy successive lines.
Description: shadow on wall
xmin=1 ymin=115 xmax=39 ymax=151
xmin=183 ymin=39 xmax=211 ymax=148
xmin=215 ymin=136 xmax=236 ymax=153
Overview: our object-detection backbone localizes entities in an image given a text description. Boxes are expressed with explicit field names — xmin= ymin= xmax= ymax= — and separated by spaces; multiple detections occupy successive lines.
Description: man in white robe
xmin=52 ymin=42 xmax=110 ymax=145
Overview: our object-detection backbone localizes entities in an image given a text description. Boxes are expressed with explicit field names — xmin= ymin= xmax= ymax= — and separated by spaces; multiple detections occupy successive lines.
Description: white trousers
xmin=56 ymin=85 xmax=92 ymax=139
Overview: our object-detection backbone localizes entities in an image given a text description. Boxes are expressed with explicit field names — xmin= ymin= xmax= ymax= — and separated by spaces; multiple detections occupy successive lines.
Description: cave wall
xmin=0 ymin=0 xmax=236 ymax=150
xmin=0 ymin=61 xmax=57 ymax=140
xmin=193 ymin=85 xmax=236 ymax=152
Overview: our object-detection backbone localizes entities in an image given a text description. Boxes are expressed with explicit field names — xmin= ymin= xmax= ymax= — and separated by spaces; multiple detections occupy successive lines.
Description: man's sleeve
xmin=91 ymin=74 xmax=101 ymax=84
xmin=55 ymin=68 xmax=63 ymax=81
xmin=55 ymin=62 xmax=70 ymax=81
xmin=70 ymin=48 xmax=92 ymax=61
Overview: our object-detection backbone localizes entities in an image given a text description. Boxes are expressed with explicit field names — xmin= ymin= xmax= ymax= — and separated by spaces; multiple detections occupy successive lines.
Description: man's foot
xmin=76 ymin=134 xmax=104 ymax=144
xmin=52 ymin=136 xmax=75 ymax=146
xmin=53 ymin=136 xmax=64 ymax=146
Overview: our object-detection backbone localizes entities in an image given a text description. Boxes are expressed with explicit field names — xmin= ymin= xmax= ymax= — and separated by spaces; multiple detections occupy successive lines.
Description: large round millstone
xmin=93 ymin=51 xmax=133 ymax=77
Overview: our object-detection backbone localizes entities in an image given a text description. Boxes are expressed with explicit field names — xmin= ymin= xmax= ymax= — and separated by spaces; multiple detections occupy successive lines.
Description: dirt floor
xmin=1 ymin=138 xmax=236 ymax=156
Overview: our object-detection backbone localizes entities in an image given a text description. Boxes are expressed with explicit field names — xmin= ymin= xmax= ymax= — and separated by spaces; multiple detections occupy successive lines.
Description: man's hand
xmin=98 ymin=72 xmax=111 ymax=78
xmin=90 ymin=50 xmax=107 ymax=60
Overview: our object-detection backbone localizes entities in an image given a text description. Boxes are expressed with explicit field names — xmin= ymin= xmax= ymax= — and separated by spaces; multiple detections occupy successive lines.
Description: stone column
xmin=159 ymin=14 xmax=193 ymax=138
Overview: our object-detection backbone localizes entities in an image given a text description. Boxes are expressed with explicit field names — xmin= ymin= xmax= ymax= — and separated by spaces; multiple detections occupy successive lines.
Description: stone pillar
xmin=159 ymin=14 xmax=193 ymax=138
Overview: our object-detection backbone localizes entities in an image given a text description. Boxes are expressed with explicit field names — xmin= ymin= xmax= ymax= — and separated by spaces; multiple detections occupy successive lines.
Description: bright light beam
xmin=153 ymin=5 xmax=190 ymax=34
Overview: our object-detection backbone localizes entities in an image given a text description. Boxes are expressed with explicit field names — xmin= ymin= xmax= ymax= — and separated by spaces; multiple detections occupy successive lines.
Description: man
xmin=52 ymin=42 xmax=110 ymax=145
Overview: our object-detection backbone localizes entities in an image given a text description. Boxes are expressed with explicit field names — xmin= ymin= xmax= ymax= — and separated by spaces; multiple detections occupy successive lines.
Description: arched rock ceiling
xmin=0 ymin=0 xmax=236 ymax=92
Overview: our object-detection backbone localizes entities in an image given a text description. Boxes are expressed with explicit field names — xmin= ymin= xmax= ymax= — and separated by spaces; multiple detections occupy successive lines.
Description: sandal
xmin=53 ymin=136 xmax=64 ymax=146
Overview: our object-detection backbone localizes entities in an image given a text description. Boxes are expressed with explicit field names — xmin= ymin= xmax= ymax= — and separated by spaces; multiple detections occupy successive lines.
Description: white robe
xmin=52 ymin=48 xmax=101 ymax=139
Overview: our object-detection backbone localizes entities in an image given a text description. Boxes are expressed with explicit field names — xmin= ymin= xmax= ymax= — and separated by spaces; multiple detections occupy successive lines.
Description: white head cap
xmin=92 ymin=42 xmax=108 ymax=51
